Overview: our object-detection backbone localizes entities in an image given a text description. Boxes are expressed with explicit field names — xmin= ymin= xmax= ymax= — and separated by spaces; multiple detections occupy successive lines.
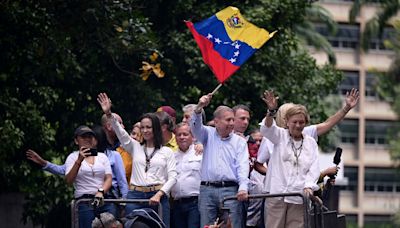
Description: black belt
xmin=200 ymin=181 xmax=238 ymax=187
xmin=174 ymin=196 xmax=198 ymax=203
xmin=75 ymin=194 xmax=95 ymax=200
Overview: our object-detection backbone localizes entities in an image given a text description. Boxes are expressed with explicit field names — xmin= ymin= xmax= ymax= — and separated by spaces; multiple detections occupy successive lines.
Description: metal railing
xmin=221 ymin=192 xmax=326 ymax=228
xmin=70 ymin=198 xmax=162 ymax=228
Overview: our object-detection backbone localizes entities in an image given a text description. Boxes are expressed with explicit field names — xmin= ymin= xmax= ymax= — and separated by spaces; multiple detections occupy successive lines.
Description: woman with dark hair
xmin=97 ymin=93 xmax=177 ymax=228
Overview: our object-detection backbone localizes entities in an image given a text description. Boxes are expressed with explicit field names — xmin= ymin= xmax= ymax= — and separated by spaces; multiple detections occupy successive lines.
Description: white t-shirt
xmin=65 ymin=152 xmax=112 ymax=198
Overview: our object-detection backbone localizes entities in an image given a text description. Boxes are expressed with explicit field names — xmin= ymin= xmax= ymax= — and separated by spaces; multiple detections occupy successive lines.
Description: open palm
xmin=97 ymin=93 xmax=112 ymax=114
xmin=345 ymin=88 xmax=360 ymax=109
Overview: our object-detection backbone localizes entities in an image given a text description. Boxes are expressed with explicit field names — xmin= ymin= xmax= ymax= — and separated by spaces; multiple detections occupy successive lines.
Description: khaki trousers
xmin=264 ymin=197 xmax=304 ymax=228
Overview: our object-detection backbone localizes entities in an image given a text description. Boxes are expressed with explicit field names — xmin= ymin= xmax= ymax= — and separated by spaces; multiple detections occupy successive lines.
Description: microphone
xmin=333 ymin=147 xmax=342 ymax=166
xmin=329 ymin=147 xmax=342 ymax=179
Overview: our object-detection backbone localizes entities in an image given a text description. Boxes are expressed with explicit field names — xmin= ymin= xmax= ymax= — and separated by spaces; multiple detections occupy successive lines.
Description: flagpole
xmin=210 ymin=83 xmax=222 ymax=95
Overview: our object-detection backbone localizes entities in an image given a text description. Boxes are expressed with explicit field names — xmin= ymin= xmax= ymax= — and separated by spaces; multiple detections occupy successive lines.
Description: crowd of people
xmin=26 ymin=88 xmax=359 ymax=228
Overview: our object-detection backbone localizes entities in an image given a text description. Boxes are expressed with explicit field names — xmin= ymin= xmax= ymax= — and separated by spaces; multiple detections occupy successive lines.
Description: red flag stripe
xmin=186 ymin=21 xmax=239 ymax=83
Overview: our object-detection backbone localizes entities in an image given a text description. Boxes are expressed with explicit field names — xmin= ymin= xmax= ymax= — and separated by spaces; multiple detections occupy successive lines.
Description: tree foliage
xmin=374 ymin=20 xmax=400 ymax=167
xmin=0 ymin=0 xmax=342 ymax=226
xmin=349 ymin=0 xmax=399 ymax=51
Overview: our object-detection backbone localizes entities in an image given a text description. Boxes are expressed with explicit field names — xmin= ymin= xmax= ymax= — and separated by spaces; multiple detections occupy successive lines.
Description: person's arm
xmin=26 ymin=149 xmax=66 ymax=175
xmin=254 ymin=138 xmax=270 ymax=175
xmin=261 ymin=90 xmax=279 ymax=128
xmin=159 ymin=148 xmax=178 ymax=195
xmin=190 ymin=94 xmax=213 ymax=144
xmin=44 ymin=163 xmax=66 ymax=176
xmin=236 ymin=139 xmax=250 ymax=201
xmin=318 ymin=166 xmax=339 ymax=184
xmin=113 ymin=151 xmax=129 ymax=198
xmin=150 ymin=148 xmax=177 ymax=205
xmin=97 ymin=93 xmax=136 ymax=154
xmin=316 ymin=88 xmax=360 ymax=136
xmin=65 ymin=148 xmax=89 ymax=185
xmin=253 ymin=162 xmax=267 ymax=175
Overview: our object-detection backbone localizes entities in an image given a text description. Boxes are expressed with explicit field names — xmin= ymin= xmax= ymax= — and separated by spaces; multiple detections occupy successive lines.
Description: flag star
xmin=233 ymin=51 xmax=240 ymax=57
xmin=207 ymin=33 xmax=213 ymax=39
xmin=229 ymin=58 xmax=236 ymax=63
xmin=214 ymin=38 xmax=222 ymax=44
xmin=235 ymin=43 xmax=241 ymax=49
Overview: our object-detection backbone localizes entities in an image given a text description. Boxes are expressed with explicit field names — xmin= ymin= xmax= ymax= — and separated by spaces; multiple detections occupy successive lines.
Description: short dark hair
xmin=139 ymin=113 xmax=163 ymax=150
xmin=232 ymin=104 xmax=250 ymax=114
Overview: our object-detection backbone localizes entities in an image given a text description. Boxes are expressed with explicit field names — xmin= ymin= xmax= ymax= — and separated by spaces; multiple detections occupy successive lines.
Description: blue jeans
xmin=172 ymin=197 xmax=200 ymax=228
xmin=78 ymin=202 xmax=115 ymax=228
xmin=125 ymin=190 xmax=170 ymax=228
xmin=199 ymin=185 xmax=244 ymax=228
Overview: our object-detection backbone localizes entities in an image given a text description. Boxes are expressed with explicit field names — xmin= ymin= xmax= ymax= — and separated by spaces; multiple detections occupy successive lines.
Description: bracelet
xmin=266 ymin=109 xmax=278 ymax=117
xmin=342 ymin=107 xmax=350 ymax=114
xmin=75 ymin=161 xmax=82 ymax=166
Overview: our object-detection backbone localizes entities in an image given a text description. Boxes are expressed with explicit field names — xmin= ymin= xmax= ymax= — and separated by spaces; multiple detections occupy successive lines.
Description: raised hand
xmin=97 ymin=93 xmax=112 ymax=115
xmin=262 ymin=90 xmax=279 ymax=110
xmin=195 ymin=93 xmax=213 ymax=112
xmin=344 ymin=88 xmax=360 ymax=111
xmin=26 ymin=149 xmax=47 ymax=167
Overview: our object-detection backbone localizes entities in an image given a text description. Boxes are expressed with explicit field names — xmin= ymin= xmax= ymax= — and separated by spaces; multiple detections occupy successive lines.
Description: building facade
xmin=310 ymin=1 xmax=400 ymax=227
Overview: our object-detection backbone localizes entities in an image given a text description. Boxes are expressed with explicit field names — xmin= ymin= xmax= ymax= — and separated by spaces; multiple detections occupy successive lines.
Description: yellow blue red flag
xmin=186 ymin=6 xmax=276 ymax=83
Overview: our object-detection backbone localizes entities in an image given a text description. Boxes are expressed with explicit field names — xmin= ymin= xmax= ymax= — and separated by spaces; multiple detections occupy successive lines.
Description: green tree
xmin=349 ymin=0 xmax=399 ymax=51
xmin=295 ymin=3 xmax=338 ymax=64
xmin=0 ymin=0 xmax=342 ymax=226
xmin=0 ymin=0 xmax=161 ymax=226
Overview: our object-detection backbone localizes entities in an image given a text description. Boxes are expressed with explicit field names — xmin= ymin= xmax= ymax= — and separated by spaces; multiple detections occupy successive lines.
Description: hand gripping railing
xmin=221 ymin=192 xmax=326 ymax=228
xmin=70 ymin=198 xmax=162 ymax=228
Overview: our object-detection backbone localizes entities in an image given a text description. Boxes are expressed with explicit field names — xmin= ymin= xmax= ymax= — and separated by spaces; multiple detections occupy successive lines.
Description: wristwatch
xmin=267 ymin=109 xmax=278 ymax=117
xmin=98 ymin=188 xmax=104 ymax=194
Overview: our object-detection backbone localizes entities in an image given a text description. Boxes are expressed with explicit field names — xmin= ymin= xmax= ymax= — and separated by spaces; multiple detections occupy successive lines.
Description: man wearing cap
xmin=157 ymin=106 xmax=177 ymax=125
xmin=190 ymin=93 xmax=249 ymax=228
xmin=155 ymin=110 xmax=179 ymax=152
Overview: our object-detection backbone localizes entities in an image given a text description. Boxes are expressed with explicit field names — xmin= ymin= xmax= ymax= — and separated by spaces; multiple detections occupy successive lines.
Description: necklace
xmin=290 ymin=135 xmax=303 ymax=169
xmin=144 ymin=145 xmax=157 ymax=173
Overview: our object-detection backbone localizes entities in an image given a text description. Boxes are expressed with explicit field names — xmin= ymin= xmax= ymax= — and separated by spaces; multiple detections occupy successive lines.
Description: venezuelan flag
xmin=186 ymin=6 xmax=276 ymax=83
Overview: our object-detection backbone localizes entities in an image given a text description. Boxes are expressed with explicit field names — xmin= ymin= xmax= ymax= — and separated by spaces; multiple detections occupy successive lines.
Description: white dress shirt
xmin=190 ymin=112 xmax=249 ymax=191
xmin=171 ymin=145 xmax=203 ymax=199
xmin=260 ymin=119 xmax=320 ymax=204
xmin=110 ymin=115 xmax=177 ymax=194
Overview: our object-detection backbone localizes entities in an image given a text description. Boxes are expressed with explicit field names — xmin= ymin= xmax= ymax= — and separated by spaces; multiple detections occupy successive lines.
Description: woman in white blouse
xmin=260 ymin=90 xmax=320 ymax=228
xmin=97 ymin=93 xmax=177 ymax=228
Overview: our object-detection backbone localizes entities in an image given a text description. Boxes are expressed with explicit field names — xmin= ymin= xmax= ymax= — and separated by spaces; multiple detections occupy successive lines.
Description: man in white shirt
xmin=190 ymin=93 xmax=249 ymax=228
xmin=171 ymin=123 xmax=202 ymax=228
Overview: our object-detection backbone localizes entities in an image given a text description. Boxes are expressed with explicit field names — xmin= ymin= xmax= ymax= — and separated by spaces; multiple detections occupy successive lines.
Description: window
xmin=364 ymin=215 xmax=394 ymax=227
xmin=338 ymin=71 xmax=359 ymax=95
xmin=340 ymin=166 xmax=358 ymax=191
xmin=315 ymin=23 xmax=360 ymax=49
xmin=365 ymin=72 xmax=380 ymax=100
xmin=338 ymin=119 xmax=358 ymax=144
xmin=365 ymin=120 xmax=396 ymax=145
xmin=364 ymin=168 xmax=400 ymax=193
xmin=369 ymin=27 xmax=395 ymax=51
